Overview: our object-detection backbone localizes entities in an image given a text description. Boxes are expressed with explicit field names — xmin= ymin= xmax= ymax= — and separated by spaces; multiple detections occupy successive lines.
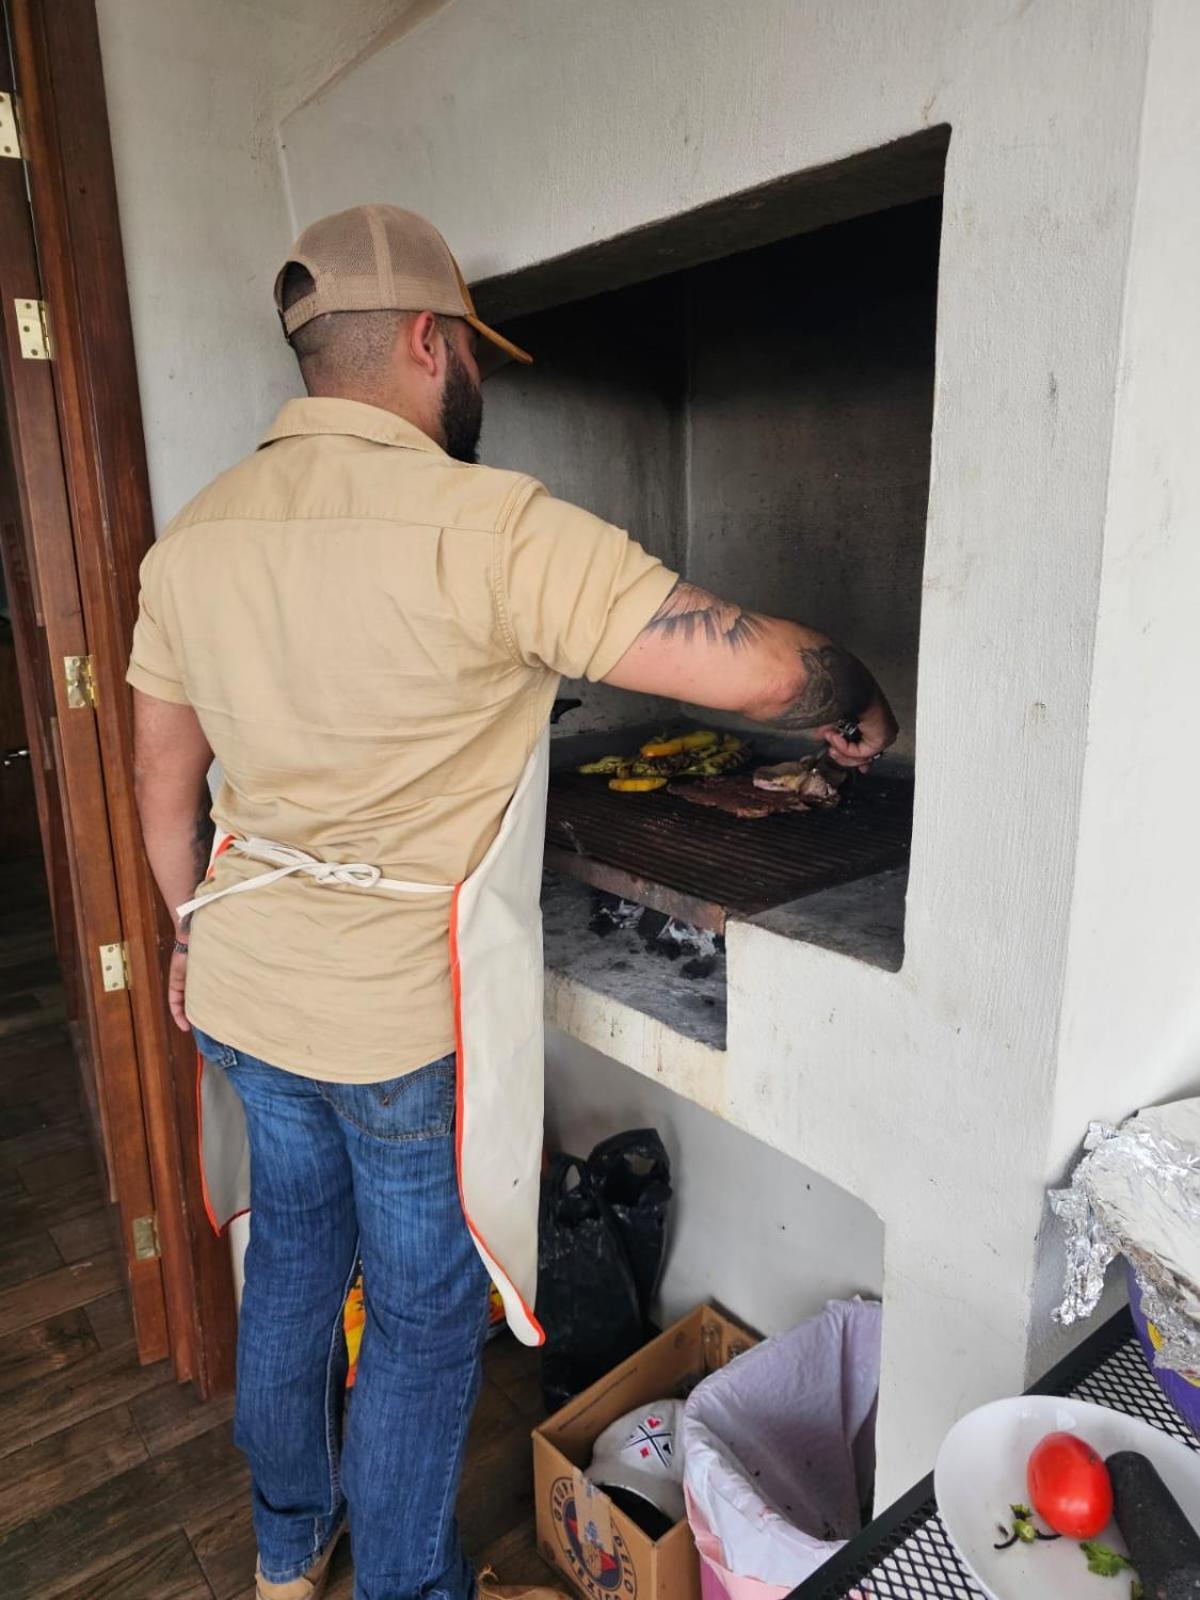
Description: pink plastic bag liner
xmin=686 ymin=1489 xmax=792 ymax=1600
xmin=682 ymin=1299 xmax=881 ymax=1590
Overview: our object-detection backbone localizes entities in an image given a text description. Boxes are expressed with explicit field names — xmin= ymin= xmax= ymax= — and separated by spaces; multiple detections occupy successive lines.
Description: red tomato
xmin=1027 ymin=1432 xmax=1113 ymax=1539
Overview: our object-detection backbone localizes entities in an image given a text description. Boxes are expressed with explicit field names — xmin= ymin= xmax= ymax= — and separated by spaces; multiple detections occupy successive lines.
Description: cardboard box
xmin=533 ymin=1305 xmax=758 ymax=1600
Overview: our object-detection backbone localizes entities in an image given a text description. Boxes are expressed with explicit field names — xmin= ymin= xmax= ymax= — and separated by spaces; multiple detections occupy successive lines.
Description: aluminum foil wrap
xmin=1049 ymin=1096 xmax=1200 ymax=1376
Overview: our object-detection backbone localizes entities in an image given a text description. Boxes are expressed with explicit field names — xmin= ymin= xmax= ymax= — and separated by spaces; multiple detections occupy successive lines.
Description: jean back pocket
xmin=319 ymin=1054 xmax=456 ymax=1143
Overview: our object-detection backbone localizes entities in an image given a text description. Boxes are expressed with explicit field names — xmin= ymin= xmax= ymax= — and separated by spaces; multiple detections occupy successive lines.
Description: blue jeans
xmin=194 ymin=1031 xmax=490 ymax=1600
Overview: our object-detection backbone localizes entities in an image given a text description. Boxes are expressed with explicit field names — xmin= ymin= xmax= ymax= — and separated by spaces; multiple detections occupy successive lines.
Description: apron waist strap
xmin=177 ymin=836 xmax=454 ymax=921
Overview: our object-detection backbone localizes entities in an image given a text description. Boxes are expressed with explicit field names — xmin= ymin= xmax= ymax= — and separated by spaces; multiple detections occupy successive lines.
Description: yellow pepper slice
xmin=609 ymin=776 xmax=668 ymax=793
xmin=640 ymin=729 xmax=719 ymax=758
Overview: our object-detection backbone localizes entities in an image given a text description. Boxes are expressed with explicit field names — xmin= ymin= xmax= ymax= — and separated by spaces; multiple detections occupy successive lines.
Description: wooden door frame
xmin=2 ymin=0 xmax=236 ymax=1394
xmin=0 ymin=390 xmax=81 ymax=1024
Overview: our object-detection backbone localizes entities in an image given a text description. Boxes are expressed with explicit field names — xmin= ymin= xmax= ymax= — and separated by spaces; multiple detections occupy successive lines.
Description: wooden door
xmin=0 ymin=434 xmax=42 ymax=864
xmin=0 ymin=397 xmax=110 ymax=1169
xmin=0 ymin=611 xmax=39 ymax=860
xmin=0 ymin=76 xmax=172 ymax=1366
xmin=0 ymin=0 xmax=236 ymax=1392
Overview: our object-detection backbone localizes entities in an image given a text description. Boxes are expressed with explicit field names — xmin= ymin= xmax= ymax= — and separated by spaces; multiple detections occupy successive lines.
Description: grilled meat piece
xmin=752 ymin=754 xmax=845 ymax=809
xmin=670 ymin=776 xmax=816 ymax=819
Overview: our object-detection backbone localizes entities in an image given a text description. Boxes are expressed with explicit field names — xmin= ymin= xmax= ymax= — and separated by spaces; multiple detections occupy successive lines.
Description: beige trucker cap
xmin=274 ymin=204 xmax=532 ymax=370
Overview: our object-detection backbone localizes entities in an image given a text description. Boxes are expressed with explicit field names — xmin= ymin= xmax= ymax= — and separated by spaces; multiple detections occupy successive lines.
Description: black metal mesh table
xmin=790 ymin=1309 xmax=1199 ymax=1599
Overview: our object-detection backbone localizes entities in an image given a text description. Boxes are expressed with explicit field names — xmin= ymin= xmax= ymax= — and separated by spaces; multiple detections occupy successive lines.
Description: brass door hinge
xmin=132 ymin=1214 xmax=161 ymax=1261
xmin=15 ymin=297 xmax=51 ymax=360
xmin=0 ymin=93 xmax=22 ymax=159
xmin=64 ymin=653 xmax=96 ymax=708
xmin=99 ymin=940 xmax=131 ymax=992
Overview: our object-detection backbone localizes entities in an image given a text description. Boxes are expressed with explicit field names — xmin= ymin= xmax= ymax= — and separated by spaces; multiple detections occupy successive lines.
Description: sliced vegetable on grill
xmin=580 ymin=729 xmax=749 ymax=785
xmin=578 ymin=753 xmax=633 ymax=775
xmin=640 ymin=730 xmax=719 ymax=757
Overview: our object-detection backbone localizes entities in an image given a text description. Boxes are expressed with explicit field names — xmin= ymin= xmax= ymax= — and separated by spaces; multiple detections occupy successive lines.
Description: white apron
xmin=180 ymin=731 xmax=550 ymax=1347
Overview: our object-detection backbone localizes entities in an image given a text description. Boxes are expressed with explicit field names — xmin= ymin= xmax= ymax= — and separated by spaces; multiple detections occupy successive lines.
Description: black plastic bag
xmin=587 ymin=1128 xmax=672 ymax=1327
xmin=538 ymin=1154 xmax=644 ymax=1412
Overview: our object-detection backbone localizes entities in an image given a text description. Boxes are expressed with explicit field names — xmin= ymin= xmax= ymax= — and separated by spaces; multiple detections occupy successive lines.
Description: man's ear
xmin=406 ymin=310 xmax=441 ymax=378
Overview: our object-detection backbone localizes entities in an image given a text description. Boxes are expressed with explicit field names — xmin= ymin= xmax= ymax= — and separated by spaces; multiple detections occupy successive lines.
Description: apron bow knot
xmin=314 ymin=861 xmax=382 ymax=890
xmin=176 ymin=836 xmax=452 ymax=921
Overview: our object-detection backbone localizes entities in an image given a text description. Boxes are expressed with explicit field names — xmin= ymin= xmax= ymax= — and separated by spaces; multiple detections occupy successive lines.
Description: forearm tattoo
xmin=645 ymin=581 xmax=765 ymax=651
xmin=183 ymin=791 xmax=215 ymax=934
xmin=646 ymin=582 xmax=874 ymax=728
xmin=768 ymin=644 xmax=876 ymax=730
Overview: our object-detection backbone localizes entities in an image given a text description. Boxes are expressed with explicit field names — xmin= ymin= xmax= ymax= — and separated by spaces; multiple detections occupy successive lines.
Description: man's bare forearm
xmin=641 ymin=581 xmax=877 ymax=728
xmin=185 ymin=792 xmax=216 ymax=928
xmin=131 ymin=692 xmax=216 ymax=935
xmin=136 ymin=781 xmax=214 ymax=935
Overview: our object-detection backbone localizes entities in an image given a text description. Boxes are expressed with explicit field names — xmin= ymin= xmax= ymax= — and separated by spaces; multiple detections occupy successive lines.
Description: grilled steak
xmin=670 ymin=776 xmax=815 ymax=819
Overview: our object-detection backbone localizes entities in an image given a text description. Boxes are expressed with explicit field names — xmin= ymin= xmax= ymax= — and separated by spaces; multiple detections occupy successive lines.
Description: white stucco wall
xmin=93 ymin=0 xmax=1199 ymax=1508
xmin=1031 ymin=0 xmax=1200 ymax=1364
xmin=277 ymin=0 xmax=1156 ymax=1497
xmin=545 ymin=1028 xmax=884 ymax=1336
xmin=94 ymin=0 xmax=428 ymax=525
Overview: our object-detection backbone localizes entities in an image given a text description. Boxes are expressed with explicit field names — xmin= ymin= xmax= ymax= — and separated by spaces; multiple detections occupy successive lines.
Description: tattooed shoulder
xmin=645 ymin=581 xmax=764 ymax=652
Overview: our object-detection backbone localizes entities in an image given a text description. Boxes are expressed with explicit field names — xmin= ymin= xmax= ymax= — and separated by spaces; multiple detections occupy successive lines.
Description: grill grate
xmin=546 ymin=770 xmax=913 ymax=932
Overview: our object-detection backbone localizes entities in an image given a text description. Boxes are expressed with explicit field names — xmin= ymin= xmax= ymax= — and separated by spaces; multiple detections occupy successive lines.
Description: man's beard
xmin=440 ymin=344 xmax=484 ymax=463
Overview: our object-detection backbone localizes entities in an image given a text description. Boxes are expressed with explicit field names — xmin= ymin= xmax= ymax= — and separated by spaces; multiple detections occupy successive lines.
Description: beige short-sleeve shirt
xmin=127 ymin=398 xmax=676 ymax=1082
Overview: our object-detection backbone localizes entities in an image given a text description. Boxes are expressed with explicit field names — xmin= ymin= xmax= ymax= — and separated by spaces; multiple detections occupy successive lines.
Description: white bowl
xmin=934 ymin=1395 xmax=1200 ymax=1599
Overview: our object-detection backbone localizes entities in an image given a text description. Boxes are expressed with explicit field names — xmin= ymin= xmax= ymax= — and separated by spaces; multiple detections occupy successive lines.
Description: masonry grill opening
xmin=477 ymin=131 xmax=946 ymax=1042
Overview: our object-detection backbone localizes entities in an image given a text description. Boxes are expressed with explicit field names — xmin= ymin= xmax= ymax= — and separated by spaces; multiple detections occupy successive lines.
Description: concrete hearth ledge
xmin=541 ymin=867 xmax=907 ymax=1118
xmin=747 ymin=868 xmax=908 ymax=973
xmin=541 ymin=872 xmax=729 ymax=1049
xmin=541 ymin=866 xmax=906 ymax=1070
xmin=544 ymin=965 xmax=727 ymax=1114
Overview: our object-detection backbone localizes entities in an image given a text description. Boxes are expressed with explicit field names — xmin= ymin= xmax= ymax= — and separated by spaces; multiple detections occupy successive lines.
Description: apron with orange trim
xmin=182 ymin=731 xmax=550 ymax=1347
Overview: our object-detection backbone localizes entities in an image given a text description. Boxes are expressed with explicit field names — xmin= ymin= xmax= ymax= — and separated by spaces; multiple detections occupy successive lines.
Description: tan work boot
xmin=477 ymin=1566 xmax=571 ymax=1600
xmin=255 ymin=1529 xmax=343 ymax=1600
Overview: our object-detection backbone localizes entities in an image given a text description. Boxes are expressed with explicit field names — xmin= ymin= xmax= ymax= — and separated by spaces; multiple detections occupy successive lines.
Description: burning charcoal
xmin=589 ymin=892 xmax=647 ymax=937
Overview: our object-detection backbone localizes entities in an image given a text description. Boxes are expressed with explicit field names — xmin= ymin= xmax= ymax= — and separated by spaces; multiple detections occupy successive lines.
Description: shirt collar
xmin=258 ymin=397 xmax=447 ymax=457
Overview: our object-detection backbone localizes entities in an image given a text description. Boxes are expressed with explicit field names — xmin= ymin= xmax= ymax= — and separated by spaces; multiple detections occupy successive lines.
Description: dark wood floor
xmin=0 ymin=857 xmax=556 ymax=1599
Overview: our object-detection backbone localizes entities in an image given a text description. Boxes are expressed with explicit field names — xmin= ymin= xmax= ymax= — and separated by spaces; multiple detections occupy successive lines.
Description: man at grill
xmin=127 ymin=204 xmax=897 ymax=1600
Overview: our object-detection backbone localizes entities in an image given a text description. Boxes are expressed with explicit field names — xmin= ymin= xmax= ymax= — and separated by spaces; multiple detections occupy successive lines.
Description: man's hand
xmin=819 ymin=691 xmax=900 ymax=771
xmin=168 ymin=943 xmax=190 ymax=1033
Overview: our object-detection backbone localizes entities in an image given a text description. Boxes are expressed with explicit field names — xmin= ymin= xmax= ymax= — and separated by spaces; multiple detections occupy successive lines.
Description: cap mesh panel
xmin=279 ymin=205 xmax=468 ymax=333
xmin=274 ymin=203 xmax=531 ymax=365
